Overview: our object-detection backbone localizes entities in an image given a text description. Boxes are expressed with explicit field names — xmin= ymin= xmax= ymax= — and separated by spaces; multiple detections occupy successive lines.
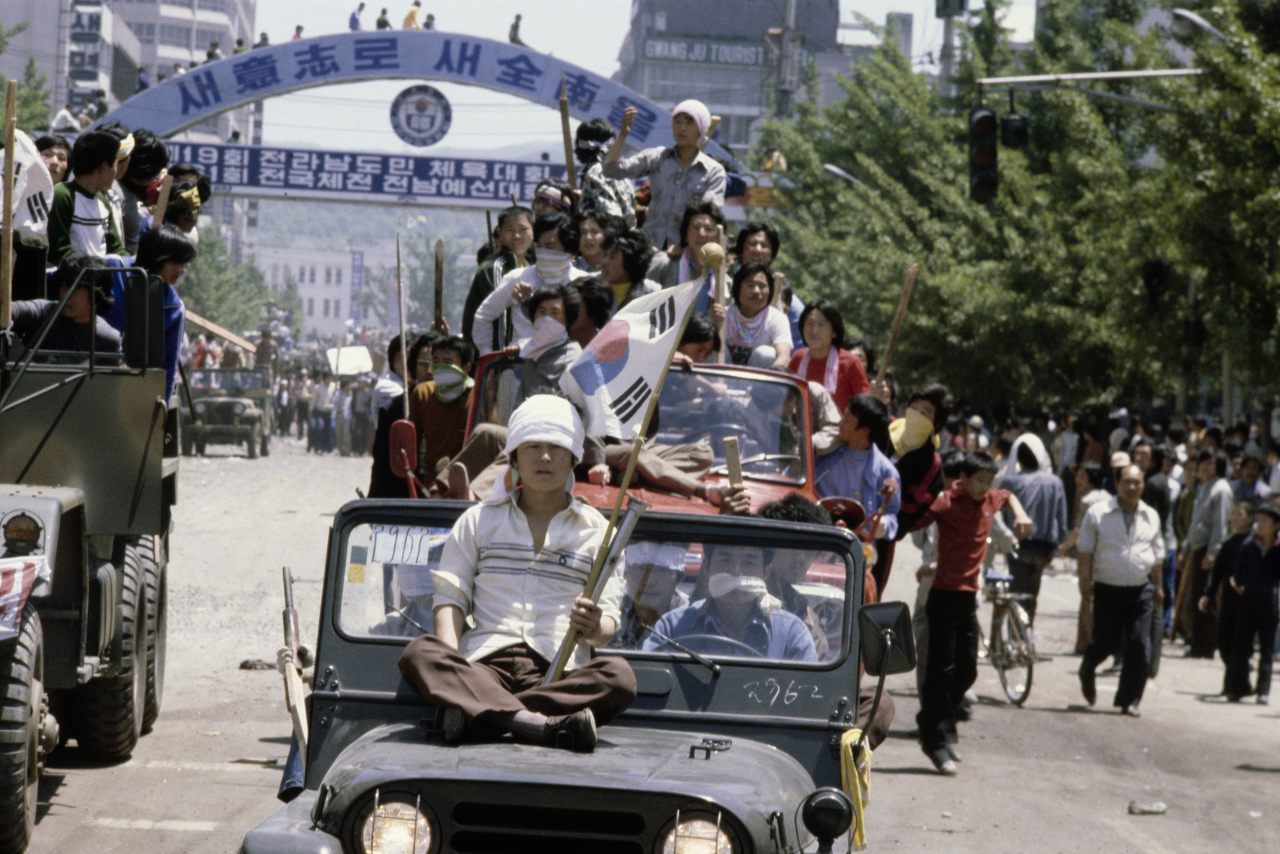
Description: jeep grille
xmin=450 ymin=802 xmax=645 ymax=854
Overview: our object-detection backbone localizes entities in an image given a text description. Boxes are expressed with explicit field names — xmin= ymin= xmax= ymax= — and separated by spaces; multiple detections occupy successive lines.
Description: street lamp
xmin=822 ymin=163 xmax=862 ymax=185
xmin=1171 ymin=8 xmax=1227 ymax=42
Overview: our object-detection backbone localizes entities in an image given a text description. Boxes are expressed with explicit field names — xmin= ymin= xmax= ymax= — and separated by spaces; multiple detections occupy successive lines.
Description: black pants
xmin=917 ymin=589 xmax=978 ymax=752
xmin=1216 ymin=586 xmax=1242 ymax=694
xmin=1080 ymin=582 xmax=1153 ymax=709
xmin=1226 ymin=586 xmax=1279 ymax=699
xmin=1007 ymin=542 xmax=1055 ymax=624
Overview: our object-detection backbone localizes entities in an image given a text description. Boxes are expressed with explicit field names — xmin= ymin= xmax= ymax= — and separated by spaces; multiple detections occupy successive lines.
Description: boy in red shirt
xmin=912 ymin=451 xmax=1032 ymax=774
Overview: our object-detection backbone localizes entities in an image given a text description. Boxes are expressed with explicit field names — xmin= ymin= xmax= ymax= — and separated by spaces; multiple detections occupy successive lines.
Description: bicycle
xmin=981 ymin=572 xmax=1036 ymax=705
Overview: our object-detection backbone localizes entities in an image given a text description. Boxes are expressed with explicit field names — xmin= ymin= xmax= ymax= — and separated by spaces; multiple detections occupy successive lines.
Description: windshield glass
xmin=473 ymin=360 xmax=808 ymax=484
xmin=336 ymin=521 xmax=849 ymax=665
xmin=189 ymin=370 xmax=266 ymax=393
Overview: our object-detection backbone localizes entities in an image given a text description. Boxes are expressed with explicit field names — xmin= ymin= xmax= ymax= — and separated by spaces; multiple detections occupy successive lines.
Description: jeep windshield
xmin=188 ymin=369 xmax=266 ymax=393
xmin=335 ymin=520 xmax=849 ymax=666
xmin=472 ymin=359 xmax=809 ymax=486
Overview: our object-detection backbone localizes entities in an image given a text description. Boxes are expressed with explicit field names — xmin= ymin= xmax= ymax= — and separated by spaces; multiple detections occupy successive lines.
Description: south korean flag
xmin=561 ymin=278 xmax=702 ymax=440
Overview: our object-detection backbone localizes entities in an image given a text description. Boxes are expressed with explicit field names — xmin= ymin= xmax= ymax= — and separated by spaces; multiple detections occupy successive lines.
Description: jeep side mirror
xmin=858 ymin=601 xmax=916 ymax=676
xmin=389 ymin=419 xmax=418 ymax=480
xmin=122 ymin=268 xmax=164 ymax=369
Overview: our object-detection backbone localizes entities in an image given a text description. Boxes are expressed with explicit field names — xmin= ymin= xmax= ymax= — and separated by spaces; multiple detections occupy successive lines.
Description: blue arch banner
xmin=100 ymin=30 xmax=736 ymax=165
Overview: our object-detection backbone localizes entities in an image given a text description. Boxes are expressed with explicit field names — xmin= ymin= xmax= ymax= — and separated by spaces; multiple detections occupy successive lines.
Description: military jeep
xmin=240 ymin=499 xmax=913 ymax=854
xmin=180 ymin=368 xmax=273 ymax=458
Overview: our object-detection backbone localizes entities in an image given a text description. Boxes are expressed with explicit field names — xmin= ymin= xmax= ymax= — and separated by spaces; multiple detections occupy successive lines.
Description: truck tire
xmin=260 ymin=430 xmax=271 ymax=457
xmin=137 ymin=535 xmax=167 ymax=733
xmin=72 ymin=546 xmax=145 ymax=761
xmin=181 ymin=430 xmax=193 ymax=456
xmin=195 ymin=437 xmax=206 ymax=456
xmin=247 ymin=423 xmax=260 ymax=459
xmin=0 ymin=605 xmax=42 ymax=854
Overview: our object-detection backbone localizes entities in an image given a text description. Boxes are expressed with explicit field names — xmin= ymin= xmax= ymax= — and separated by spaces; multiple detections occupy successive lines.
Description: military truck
xmin=239 ymin=498 xmax=914 ymax=854
xmin=180 ymin=367 xmax=273 ymax=458
xmin=0 ymin=267 xmax=174 ymax=854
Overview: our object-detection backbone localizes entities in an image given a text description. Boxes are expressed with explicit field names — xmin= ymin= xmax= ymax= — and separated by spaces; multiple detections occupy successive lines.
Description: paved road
xmin=27 ymin=442 xmax=1279 ymax=852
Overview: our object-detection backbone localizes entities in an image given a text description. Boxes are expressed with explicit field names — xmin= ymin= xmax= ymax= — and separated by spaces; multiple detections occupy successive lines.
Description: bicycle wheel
xmin=994 ymin=603 xmax=1034 ymax=706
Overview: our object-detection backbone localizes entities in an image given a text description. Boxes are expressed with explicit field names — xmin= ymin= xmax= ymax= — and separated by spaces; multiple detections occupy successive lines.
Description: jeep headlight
xmin=358 ymin=792 xmax=433 ymax=854
xmin=193 ymin=402 xmax=206 ymax=414
xmin=234 ymin=402 xmax=246 ymax=415
xmin=659 ymin=811 xmax=736 ymax=854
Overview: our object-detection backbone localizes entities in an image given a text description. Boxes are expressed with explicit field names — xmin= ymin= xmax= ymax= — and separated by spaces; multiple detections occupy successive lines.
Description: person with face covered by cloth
xmin=644 ymin=543 xmax=817 ymax=662
xmin=473 ymin=211 xmax=589 ymax=353
xmin=399 ymin=396 xmax=636 ymax=753
xmin=879 ymin=384 xmax=954 ymax=593
xmin=408 ymin=335 xmax=476 ymax=485
xmin=610 ymin=543 xmax=692 ymax=650
xmin=602 ymin=99 xmax=725 ymax=251
xmin=463 ymin=205 xmax=535 ymax=352
xmin=575 ymin=117 xmax=637 ymax=228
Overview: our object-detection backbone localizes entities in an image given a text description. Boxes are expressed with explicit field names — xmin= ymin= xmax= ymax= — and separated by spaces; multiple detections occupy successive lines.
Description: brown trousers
xmin=399 ymin=635 xmax=637 ymax=726
xmin=604 ymin=440 xmax=713 ymax=497
xmin=434 ymin=424 xmax=508 ymax=499
xmin=1175 ymin=547 xmax=1216 ymax=657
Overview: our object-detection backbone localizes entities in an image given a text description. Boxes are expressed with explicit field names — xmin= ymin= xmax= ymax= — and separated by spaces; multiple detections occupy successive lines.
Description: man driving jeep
xmin=644 ymin=544 xmax=818 ymax=661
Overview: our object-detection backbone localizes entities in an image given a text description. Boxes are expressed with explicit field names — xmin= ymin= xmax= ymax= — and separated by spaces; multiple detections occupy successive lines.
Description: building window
xmin=158 ymin=25 xmax=192 ymax=47
xmin=310 ymin=266 xmax=316 ymax=284
xmin=307 ymin=298 xmax=314 ymax=316
xmin=335 ymin=267 xmax=343 ymax=285
xmin=334 ymin=300 xmax=341 ymax=318
xmin=198 ymin=0 xmax=228 ymax=11
xmin=323 ymin=299 xmax=331 ymax=317
xmin=196 ymin=29 xmax=224 ymax=51
xmin=324 ymin=267 xmax=332 ymax=285
xmin=128 ymin=23 xmax=156 ymax=44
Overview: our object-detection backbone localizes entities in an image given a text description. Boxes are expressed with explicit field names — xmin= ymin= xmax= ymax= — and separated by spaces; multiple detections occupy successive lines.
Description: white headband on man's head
xmin=672 ymin=99 xmax=711 ymax=138
xmin=504 ymin=394 xmax=585 ymax=463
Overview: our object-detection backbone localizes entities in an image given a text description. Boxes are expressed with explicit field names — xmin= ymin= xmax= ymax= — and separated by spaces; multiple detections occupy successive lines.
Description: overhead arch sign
xmin=99 ymin=30 xmax=736 ymax=164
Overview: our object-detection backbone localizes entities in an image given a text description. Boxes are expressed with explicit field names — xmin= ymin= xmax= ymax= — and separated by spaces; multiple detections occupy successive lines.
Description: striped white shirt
xmin=431 ymin=490 xmax=623 ymax=670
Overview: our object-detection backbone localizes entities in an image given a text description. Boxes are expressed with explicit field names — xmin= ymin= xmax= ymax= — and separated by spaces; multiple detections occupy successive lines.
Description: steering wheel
xmin=654 ymin=634 xmax=763 ymax=658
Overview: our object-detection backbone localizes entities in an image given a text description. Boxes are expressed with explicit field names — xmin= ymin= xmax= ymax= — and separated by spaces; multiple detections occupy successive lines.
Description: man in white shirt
xmin=1076 ymin=464 xmax=1165 ymax=717
xmin=399 ymin=396 xmax=636 ymax=753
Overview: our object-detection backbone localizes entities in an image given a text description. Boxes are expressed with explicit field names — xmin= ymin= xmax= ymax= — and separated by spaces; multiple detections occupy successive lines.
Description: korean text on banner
xmin=561 ymin=278 xmax=701 ymax=439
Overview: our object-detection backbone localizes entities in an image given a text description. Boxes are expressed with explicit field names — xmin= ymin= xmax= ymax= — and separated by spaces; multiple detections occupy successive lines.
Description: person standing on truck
xmin=9 ymin=255 xmax=120 ymax=362
xmin=47 ymin=131 xmax=126 ymax=262
xmin=399 ymin=395 xmax=636 ymax=753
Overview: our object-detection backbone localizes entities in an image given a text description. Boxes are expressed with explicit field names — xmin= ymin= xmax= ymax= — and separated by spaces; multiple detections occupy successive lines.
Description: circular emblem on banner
xmin=389 ymin=85 xmax=452 ymax=147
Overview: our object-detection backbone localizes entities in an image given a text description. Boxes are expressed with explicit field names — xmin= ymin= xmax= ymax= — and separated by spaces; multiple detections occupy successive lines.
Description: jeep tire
xmin=137 ymin=535 xmax=167 ymax=733
xmin=247 ymin=423 xmax=261 ymax=459
xmin=0 ymin=605 xmax=42 ymax=854
xmin=260 ymin=429 xmax=271 ymax=457
xmin=180 ymin=429 xmax=193 ymax=456
xmin=72 ymin=546 xmax=145 ymax=761
xmin=195 ymin=437 xmax=206 ymax=456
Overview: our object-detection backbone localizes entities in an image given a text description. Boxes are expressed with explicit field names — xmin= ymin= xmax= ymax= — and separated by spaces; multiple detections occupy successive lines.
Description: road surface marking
xmin=1100 ymin=817 xmax=1175 ymax=854
xmin=91 ymin=819 xmax=217 ymax=832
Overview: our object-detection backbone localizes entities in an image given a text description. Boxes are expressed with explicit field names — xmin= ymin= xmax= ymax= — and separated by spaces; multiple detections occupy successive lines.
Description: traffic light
xmin=969 ymin=106 xmax=998 ymax=204
xmin=1001 ymin=112 xmax=1029 ymax=149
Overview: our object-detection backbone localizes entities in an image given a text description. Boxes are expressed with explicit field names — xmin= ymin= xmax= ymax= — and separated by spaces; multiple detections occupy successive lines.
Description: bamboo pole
xmin=0 ymin=81 xmax=17 ymax=331
xmin=559 ymin=73 xmax=577 ymax=193
xmin=875 ymin=263 xmax=919 ymax=385
xmin=396 ymin=235 xmax=409 ymax=420
xmin=433 ymin=237 xmax=445 ymax=330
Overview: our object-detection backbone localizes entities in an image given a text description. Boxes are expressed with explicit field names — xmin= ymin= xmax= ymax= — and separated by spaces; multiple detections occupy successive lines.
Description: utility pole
xmin=775 ymin=0 xmax=800 ymax=117
xmin=1176 ymin=278 xmax=1198 ymax=420
xmin=937 ymin=0 xmax=965 ymax=102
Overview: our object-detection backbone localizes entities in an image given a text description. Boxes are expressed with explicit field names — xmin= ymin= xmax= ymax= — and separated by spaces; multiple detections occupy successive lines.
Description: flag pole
xmin=543 ymin=291 xmax=699 ymax=683
xmin=396 ymin=234 xmax=409 ymax=420
xmin=559 ymin=73 xmax=578 ymax=194
xmin=875 ymin=262 xmax=919 ymax=386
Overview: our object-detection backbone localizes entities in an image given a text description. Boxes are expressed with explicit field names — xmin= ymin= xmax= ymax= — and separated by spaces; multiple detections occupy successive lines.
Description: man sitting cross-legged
xmin=398 ymin=395 xmax=636 ymax=753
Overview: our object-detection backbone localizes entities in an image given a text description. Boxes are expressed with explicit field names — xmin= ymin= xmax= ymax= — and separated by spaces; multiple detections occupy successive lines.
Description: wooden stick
xmin=875 ymin=263 xmax=919 ymax=385
xmin=184 ymin=309 xmax=257 ymax=354
xmin=396 ymin=234 xmax=409 ymax=420
xmin=698 ymin=115 xmax=721 ymax=152
xmin=715 ymin=226 xmax=729 ymax=364
xmin=151 ymin=173 xmax=175 ymax=226
xmin=485 ymin=210 xmax=494 ymax=248
xmin=433 ymin=237 xmax=444 ymax=328
xmin=0 ymin=81 xmax=16 ymax=331
xmin=559 ymin=73 xmax=577 ymax=193
xmin=723 ymin=436 xmax=743 ymax=487
xmin=510 ymin=192 xmax=518 ymax=208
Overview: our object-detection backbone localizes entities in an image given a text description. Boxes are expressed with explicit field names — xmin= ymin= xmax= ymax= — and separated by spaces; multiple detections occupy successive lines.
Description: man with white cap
xmin=602 ymin=98 xmax=727 ymax=251
xmin=399 ymin=395 xmax=636 ymax=753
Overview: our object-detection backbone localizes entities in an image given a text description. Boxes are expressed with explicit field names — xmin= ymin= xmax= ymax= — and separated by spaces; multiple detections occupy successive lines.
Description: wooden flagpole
xmin=151 ymin=173 xmax=175 ymax=227
xmin=433 ymin=237 xmax=445 ymax=330
xmin=715 ymin=226 xmax=729 ymax=363
xmin=559 ymin=73 xmax=577 ymax=193
xmin=544 ymin=285 xmax=700 ymax=683
xmin=396 ymin=235 xmax=409 ymax=420
xmin=698 ymin=115 xmax=721 ymax=152
xmin=0 ymin=81 xmax=16 ymax=332
xmin=875 ymin=263 xmax=919 ymax=385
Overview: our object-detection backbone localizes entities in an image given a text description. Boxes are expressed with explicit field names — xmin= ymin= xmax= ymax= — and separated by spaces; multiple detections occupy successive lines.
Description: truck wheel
xmin=138 ymin=535 xmax=167 ymax=733
xmin=72 ymin=547 xmax=145 ymax=761
xmin=247 ymin=424 xmax=261 ymax=459
xmin=195 ymin=438 xmax=206 ymax=456
xmin=0 ymin=605 xmax=43 ymax=854
xmin=260 ymin=430 xmax=271 ymax=457
xmin=180 ymin=431 xmax=193 ymax=456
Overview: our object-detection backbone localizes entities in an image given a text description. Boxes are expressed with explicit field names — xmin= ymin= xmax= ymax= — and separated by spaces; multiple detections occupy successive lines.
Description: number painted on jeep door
xmin=743 ymin=679 xmax=825 ymax=705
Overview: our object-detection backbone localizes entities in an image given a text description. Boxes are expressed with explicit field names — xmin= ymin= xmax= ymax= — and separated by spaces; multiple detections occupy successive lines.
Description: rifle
xmin=281 ymin=567 xmax=309 ymax=761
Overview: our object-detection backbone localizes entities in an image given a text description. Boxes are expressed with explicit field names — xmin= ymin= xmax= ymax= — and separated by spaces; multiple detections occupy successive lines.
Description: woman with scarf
xmin=788 ymin=299 xmax=868 ymax=413
xmin=472 ymin=211 xmax=588 ymax=352
xmin=575 ymin=117 xmax=636 ymax=228
xmin=708 ymin=261 xmax=792 ymax=369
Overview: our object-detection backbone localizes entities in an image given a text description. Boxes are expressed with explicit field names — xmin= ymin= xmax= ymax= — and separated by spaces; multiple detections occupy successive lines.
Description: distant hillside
xmin=251 ymin=199 xmax=492 ymax=252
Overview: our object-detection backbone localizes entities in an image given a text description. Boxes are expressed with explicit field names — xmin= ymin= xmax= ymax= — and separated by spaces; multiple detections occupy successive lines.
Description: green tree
xmin=181 ymin=228 xmax=282 ymax=336
xmin=0 ymin=19 xmax=51 ymax=133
